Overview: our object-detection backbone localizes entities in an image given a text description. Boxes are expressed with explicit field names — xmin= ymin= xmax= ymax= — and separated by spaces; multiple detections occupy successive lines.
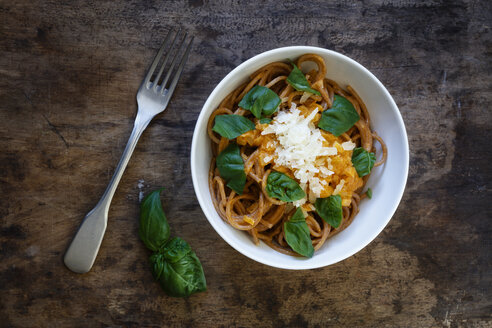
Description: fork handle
xmin=64 ymin=111 xmax=153 ymax=273
xmin=98 ymin=112 xmax=153 ymax=210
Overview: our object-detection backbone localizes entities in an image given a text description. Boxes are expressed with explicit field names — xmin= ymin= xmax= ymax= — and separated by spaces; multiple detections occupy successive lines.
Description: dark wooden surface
xmin=1 ymin=1 xmax=491 ymax=327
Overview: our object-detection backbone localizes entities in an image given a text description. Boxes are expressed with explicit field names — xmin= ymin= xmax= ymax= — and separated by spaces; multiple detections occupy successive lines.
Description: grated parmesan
xmin=262 ymin=103 xmax=342 ymax=205
xmin=319 ymin=166 xmax=334 ymax=177
xmin=333 ymin=179 xmax=345 ymax=195
xmin=341 ymin=140 xmax=356 ymax=151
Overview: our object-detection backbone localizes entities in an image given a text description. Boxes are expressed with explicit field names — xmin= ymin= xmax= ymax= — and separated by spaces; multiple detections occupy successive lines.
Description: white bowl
xmin=191 ymin=46 xmax=409 ymax=270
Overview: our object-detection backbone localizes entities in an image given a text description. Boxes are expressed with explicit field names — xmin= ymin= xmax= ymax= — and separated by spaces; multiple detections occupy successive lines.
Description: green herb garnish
xmin=351 ymin=147 xmax=376 ymax=177
xmin=140 ymin=189 xmax=207 ymax=297
xmin=265 ymin=171 xmax=305 ymax=202
xmin=216 ymin=143 xmax=246 ymax=194
xmin=284 ymin=208 xmax=314 ymax=258
xmin=366 ymin=188 xmax=373 ymax=199
xmin=212 ymin=114 xmax=255 ymax=139
xmin=238 ymin=85 xmax=281 ymax=118
xmin=139 ymin=188 xmax=170 ymax=252
xmin=318 ymin=95 xmax=360 ymax=136
xmin=149 ymin=237 xmax=207 ymax=298
xmin=286 ymin=62 xmax=321 ymax=96
xmin=315 ymin=195 xmax=343 ymax=228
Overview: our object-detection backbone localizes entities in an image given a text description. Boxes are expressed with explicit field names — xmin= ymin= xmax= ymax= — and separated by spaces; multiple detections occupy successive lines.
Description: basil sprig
xmin=259 ymin=117 xmax=272 ymax=124
xmin=216 ymin=143 xmax=246 ymax=194
xmin=366 ymin=188 xmax=373 ymax=199
xmin=139 ymin=188 xmax=170 ymax=252
xmin=286 ymin=62 xmax=321 ymax=96
xmin=140 ymin=189 xmax=207 ymax=297
xmin=150 ymin=237 xmax=207 ymax=298
xmin=238 ymin=85 xmax=281 ymax=118
xmin=266 ymin=171 xmax=305 ymax=202
xmin=315 ymin=195 xmax=343 ymax=228
xmin=284 ymin=208 xmax=314 ymax=258
xmin=212 ymin=115 xmax=255 ymax=139
xmin=318 ymin=95 xmax=360 ymax=136
xmin=351 ymin=147 xmax=376 ymax=177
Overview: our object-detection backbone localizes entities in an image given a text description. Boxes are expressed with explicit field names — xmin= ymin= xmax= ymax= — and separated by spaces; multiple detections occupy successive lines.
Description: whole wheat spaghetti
xmin=207 ymin=54 xmax=387 ymax=256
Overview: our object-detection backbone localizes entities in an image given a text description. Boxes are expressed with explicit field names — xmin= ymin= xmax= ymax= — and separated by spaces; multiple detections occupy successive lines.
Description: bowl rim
xmin=191 ymin=46 xmax=409 ymax=269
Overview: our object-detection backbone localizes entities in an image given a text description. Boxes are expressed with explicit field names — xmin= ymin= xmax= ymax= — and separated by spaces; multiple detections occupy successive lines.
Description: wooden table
xmin=1 ymin=1 xmax=491 ymax=327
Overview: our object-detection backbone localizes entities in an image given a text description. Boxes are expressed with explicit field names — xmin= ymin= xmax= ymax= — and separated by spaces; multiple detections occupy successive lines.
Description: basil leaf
xmin=139 ymin=188 xmax=170 ymax=252
xmin=251 ymin=97 xmax=263 ymax=118
xmin=315 ymin=195 xmax=343 ymax=228
xmin=318 ymin=95 xmax=360 ymax=136
xmin=352 ymin=147 xmax=376 ymax=177
xmin=216 ymin=143 xmax=246 ymax=194
xmin=259 ymin=118 xmax=272 ymax=124
xmin=149 ymin=253 xmax=165 ymax=280
xmin=284 ymin=208 xmax=314 ymax=258
xmin=286 ymin=62 xmax=321 ymax=96
xmin=212 ymin=115 xmax=255 ymax=139
xmin=150 ymin=238 xmax=207 ymax=297
xmin=238 ymin=85 xmax=281 ymax=118
xmin=161 ymin=236 xmax=192 ymax=262
xmin=266 ymin=171 xmax=305 ymax=202
xmin=366 ymin=188 xmax=373 ymax=199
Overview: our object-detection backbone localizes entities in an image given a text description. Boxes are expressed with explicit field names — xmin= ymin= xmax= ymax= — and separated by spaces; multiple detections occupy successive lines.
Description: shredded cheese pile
xmin=261 ymin=103 xmax=357 ymax=206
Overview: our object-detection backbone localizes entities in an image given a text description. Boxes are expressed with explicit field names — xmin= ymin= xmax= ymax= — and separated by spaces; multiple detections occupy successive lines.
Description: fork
xmin=64 ymin=29 xmax=194 ymax=274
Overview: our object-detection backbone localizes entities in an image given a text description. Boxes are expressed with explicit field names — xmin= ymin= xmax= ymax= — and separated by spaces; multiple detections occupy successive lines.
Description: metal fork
xmin=64 ymin=30 xmax=194 ymax=274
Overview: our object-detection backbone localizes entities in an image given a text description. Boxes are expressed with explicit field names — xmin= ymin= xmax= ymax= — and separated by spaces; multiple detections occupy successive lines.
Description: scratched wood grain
xmin=1 ymin=0 xmax=491 ymax=327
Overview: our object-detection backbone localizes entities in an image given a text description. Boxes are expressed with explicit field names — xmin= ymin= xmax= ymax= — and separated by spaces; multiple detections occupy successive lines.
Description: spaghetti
xmin=207 ymin=54 xmax=387 ymax=257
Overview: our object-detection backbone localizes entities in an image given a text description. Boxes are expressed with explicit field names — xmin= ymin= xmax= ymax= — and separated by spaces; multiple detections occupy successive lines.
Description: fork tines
xmin=144 ymin=29 xmax=194 ymax=95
